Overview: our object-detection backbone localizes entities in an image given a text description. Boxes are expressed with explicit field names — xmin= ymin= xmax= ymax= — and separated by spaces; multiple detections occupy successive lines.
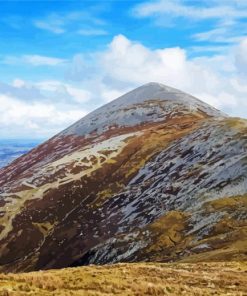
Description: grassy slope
xmin=0 ymin=262 xmax=246 ymax=295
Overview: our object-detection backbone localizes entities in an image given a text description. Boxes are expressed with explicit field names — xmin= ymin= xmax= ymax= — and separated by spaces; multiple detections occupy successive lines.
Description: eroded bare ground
xmin=0 ymin=262 xmax=246 ymax=296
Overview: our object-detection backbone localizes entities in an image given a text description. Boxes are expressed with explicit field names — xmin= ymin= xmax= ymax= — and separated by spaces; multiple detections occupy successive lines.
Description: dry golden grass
xmin=0 ymin=262 xmax=246 ymax=295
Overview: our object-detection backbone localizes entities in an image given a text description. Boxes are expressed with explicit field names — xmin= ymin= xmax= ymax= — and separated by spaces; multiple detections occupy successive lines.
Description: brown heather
xmin=0 ymin=262 xmax=246 ymax=296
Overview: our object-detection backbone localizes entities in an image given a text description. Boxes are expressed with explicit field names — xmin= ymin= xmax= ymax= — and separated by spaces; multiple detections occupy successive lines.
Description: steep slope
xmin=0 ymin=82 xmax=246 ymax=272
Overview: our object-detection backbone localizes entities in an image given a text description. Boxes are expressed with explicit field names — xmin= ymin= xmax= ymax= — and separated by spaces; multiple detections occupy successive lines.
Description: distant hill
xmin=0 ymin=139 xmax=40 ymax=168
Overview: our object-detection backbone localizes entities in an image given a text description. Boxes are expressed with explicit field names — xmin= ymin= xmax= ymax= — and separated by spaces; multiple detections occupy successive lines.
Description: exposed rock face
xmin=0 ymin=82 xmax=246 ymax=272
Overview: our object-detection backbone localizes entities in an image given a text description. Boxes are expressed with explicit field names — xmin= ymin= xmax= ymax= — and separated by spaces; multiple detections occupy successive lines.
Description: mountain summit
xmin=0 ymin=83 xmax=246 ymax=272
xmin=61 ymin=82 xmax=224 ymax=137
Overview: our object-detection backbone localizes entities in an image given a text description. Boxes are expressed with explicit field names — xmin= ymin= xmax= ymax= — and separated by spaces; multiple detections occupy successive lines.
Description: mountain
xmin=0 ymin=82 xmax=246 ymax=272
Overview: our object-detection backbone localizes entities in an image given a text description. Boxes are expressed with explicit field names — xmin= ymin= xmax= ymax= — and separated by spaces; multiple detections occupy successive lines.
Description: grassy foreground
xmin=0 ymin=262 xmax=246 ymax=295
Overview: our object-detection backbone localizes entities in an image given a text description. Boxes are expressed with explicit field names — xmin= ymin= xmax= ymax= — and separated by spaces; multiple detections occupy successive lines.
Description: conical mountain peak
xmin=61 ymin=82 xmax=225 ymax=137
xmin=133 ymin=81 xmax=182 ymax=92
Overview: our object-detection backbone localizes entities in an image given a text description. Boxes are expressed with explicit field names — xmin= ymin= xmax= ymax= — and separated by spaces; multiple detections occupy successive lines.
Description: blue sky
xmin=0 ymin=0 xmax=246 ymax=139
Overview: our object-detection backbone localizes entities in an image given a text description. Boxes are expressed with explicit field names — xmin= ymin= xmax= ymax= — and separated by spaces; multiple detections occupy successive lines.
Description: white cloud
xmin=2 ymin=55 xmax=66 ymax=66
xmin=0 ymin=93 xmax=87 ymax=139
xmin=34 ymin=19 xmax=65 ymax=34
xmin=132 ymin=0 xmax=247 ymax=45
xmin=35 ymin=80 xmax=92 ymax=103
xmin=235 ymin=38 xmax=247 ymax=75
xmin=77 ymin=28 xmax=108 ymax=36
xmin=33 ymin=11 xmax=107 ymax=35
xmin=23 ymin=55 xmax=66 ymax=66
xmin=133 ymin=0 xmax=247 ymax=21
xmin=1 ymin=34 xmax=247 ymax=139
xmin=193 ymin=28 xmax=239 ymax=43
xmin=12 ymin=79 xmax=26 ymax=88
xmin=192 ymin=22 xmax=246 ymax=44
xmin=98 ymin=35 xmax=205 ymax=89
xmin=0 ymin=80 xmax=90 ymax=139
xmin=75 ymin=34 xmax=247 ymax=118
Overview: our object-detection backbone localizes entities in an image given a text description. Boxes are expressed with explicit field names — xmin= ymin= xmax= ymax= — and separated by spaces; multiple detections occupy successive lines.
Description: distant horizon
xmin=0 ymin=138 xmax=45 ymax=142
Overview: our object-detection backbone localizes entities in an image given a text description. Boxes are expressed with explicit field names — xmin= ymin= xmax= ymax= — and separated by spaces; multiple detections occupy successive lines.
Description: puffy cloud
xmin=0 ymin=93 xmax=87 ymax=138
xmin=100 ymin=35 xmax=190 ymax=88
xmin=95 ymin=36 xmax=208 ymax=87
xmin=1 ymin=34 xmax=247 ymax=139
xmin=78 ymin=34 xmax=247 ymax=118
xmin=0 ymin=81 xmax=89 ymax=139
